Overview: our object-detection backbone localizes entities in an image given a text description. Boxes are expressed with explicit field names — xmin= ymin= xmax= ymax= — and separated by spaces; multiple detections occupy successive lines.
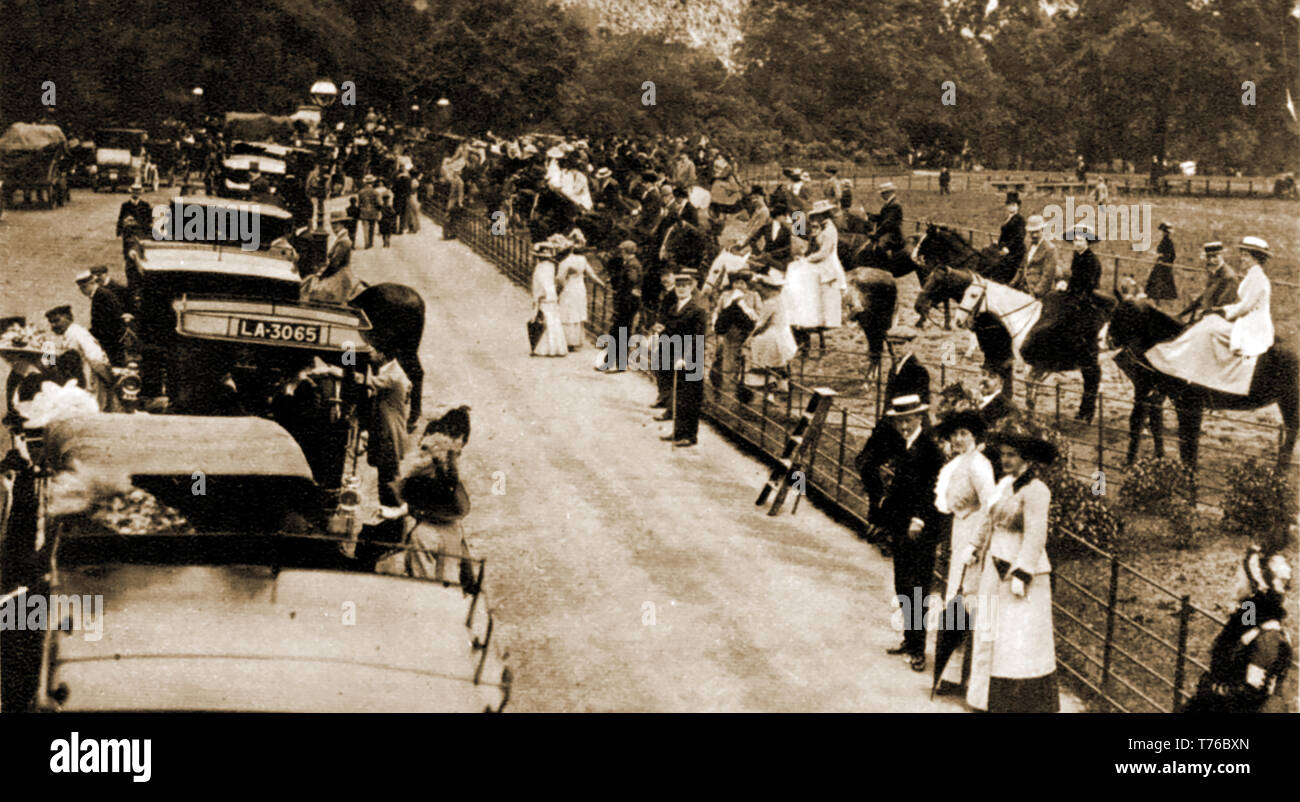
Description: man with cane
xmin=654 ymin=268 xmax=708 ymax=448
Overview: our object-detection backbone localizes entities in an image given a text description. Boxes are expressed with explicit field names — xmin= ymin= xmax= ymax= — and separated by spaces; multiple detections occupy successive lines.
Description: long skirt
xmin=558 ymin=280 xmax=587 ymax=348
xmin=1145 ymin=261 xmax=1177 ymax=300
xmin=749 ymin=322 xmax=798 ymax=369
xmin=966 ymin=553 xmax=1059 ymax=712
xmin=532 ymin=302 xmax=568 ymax=357
xmin=939 ymin=512 xmax=984 ymax=686
xmin=1145 ymin=315 xmax=1255 ymax=396
xmin=783 ymin=260 xmax=823 ymax=328
xmin=820 ymin=282 xmax=843 ymax=329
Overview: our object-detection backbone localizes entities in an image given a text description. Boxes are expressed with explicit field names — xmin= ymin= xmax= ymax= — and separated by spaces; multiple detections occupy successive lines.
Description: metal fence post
xmin=1097 ymin=392 xmax=1105 ymax=472
xmin=835 ymin=408 xmax=847 ymax=503
xmin=943 ymin=299 xmax=951 ymax=330
xmin=1101 ymin=555 xmax=1119 ymax=697
xmin=1173 ymin=594 xmax=1191 ymax=713
xmin=1055 ymin=383 xmax=1062 ymax=428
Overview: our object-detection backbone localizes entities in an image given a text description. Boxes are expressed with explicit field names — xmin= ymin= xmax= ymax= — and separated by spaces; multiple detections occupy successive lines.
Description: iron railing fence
xmin=420 ymin=184 xmax=1299 ymax=713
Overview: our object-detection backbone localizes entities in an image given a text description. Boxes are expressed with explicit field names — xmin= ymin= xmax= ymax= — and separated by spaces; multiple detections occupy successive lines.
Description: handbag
xmin=527 ymin=310 xmax=545 ymax=350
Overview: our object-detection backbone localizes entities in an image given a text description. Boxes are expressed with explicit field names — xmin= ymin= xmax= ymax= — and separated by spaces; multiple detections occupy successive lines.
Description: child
xmin=379 ymin=196 xmax=397 ymax=247
xmin=344 ymin=196 xmax=361 ymax=241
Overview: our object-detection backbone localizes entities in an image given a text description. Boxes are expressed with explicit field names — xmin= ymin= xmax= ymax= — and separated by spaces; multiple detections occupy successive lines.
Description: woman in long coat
xmin=1144 ymin=221 xmax=1178 ymax=304
xmin=965 ymin=430 xmax=1060 ymax=712
xmin=530 ymin=240 xmax=569 ymax=357
xmin=932 ymin=410 xmax=997 ymax=694
xmin=555 ymin=234 xmax=602 ymax=350
xmin=807 ymin=203 xmax=847 ymax=329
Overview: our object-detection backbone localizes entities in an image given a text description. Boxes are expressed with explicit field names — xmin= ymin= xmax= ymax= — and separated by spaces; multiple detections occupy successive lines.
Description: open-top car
xmin=218 ymin=152 xmax=288 ymax=200
xmin=0 ymin=414 xmax=510 ymax=713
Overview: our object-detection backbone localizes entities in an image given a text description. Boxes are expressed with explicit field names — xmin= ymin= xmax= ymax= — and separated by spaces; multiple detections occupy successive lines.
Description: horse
xmin=352 ymin=283 xmax=427 ymax=432
xmin=1106 ymin=300 xmax=1299 ymax=470
xmin=915 ymin=265 xmax=1113 ymax=422
xmin=911 ymin=223 xmax=1016 ymax=285
xmin=833 ymin=210 xmax=929 ymax=378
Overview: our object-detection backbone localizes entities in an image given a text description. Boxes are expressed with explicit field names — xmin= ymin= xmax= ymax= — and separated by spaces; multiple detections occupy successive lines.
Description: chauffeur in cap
xmin=76 ymin=269 xmax=125 ymax=366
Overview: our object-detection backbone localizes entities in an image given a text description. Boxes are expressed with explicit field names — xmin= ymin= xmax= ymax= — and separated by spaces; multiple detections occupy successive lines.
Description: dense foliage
xmin=2 ymin=0 xmax=1295 ymax=170
xmin=1222 ymin=458 xmax=1297 ymax=548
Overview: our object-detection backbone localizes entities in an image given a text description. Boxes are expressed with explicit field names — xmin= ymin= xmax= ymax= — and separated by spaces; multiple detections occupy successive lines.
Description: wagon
xmin=0 ymin=122 xmax=69 ymax=211
xmin=92 ymin=128 xmax=152 ymax=192
xmin=0 ymin=414 xmax=510 ymax=712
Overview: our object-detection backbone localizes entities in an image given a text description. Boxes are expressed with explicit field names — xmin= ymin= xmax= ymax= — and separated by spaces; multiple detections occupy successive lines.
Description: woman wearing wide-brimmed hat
xmin=745 ymin=271 xmax=797 ymax=399
xmin=807 ymin=199 xmax=847 ymax=330
xmin=555 ymin=229 xmax=603 ymax=350
xmin=530 ymin=238 xmax=569 ymax=357
xmin=931 ymin=409 xmax=997 ymax=695
xmin=964 ymin=428 xmax=1060 ymax=712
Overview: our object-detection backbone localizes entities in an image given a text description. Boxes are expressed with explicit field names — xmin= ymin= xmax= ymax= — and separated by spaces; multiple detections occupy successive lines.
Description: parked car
xmin=93 ymin=128 xmax=152 ymax=192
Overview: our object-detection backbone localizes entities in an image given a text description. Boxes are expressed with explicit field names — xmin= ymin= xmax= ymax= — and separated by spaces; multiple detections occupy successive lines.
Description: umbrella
xmin=931 ymin=562 xmax=972 ymax=699
xmin=527 ymin=310 xmax=545 ymax=352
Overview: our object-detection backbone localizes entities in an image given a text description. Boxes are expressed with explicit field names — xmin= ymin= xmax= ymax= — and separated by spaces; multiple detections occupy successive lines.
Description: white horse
xmin=946 ymin=271 xmax=1110 ymax=420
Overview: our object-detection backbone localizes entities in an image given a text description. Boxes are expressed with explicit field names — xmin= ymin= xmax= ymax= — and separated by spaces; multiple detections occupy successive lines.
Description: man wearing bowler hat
xmin=868 ymin=181 xmax=904 ymax=263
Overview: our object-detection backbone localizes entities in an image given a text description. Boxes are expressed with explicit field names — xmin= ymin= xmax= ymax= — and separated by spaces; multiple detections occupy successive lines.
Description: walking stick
xmin=670 ymin=362 xmax=678 ymax=450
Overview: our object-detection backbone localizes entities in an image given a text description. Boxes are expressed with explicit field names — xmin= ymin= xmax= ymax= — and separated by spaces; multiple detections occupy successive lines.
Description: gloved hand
xmin=956 ymin=543 xmax=977 ymax=566
xmin=1010 ymin=577 xmax=1026 ymax=598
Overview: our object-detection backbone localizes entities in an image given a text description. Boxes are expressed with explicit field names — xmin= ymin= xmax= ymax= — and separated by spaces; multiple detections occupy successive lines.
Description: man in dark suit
xmin=885 ymin=345 xmax=931 ymax=408
xmin=653 ymin=268 xmax=708 ymax=447
xmin=857 ymin=394 xmax=945 ymax=670
xmin=602 ymin=241 xmax=643 ymax=371
xmin=392 ymin=169 xmax=413 ymax=234
xmin=869 ymin=181 xmax=905 ymax=262
xmin=977 ymin=366 xmax=1019 ymax=478
xmin=76 ymin=270 xmax=125 ymax=366
xmin=89 ymin=263 xmax=134 ymax=316
xmin=995 ymin=191 xmax=1026 ymax=284
xmin=116 ymin=183 xmax=151 ymax=240
xmin=1179 ymin=241 xmax=1236 ymax=321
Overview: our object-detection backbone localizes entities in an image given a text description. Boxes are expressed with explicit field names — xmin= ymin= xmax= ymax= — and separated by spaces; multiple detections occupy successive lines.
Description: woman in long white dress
xmin=807 ymin=202 xmax=847 ymax=329
xmin=932 ymin=410 xmax=996 ymax=695
xmin=781 ymin=235 xmax=822 ymax=329
xmin=531 ymin=240 xmax=568 ymax=357
xmin=1145 ymin=237 xmax=1274 ymax=395
xmin=747 ymin=272 xmax=798 ymax=397
xmin=555 ymin=235 xmax=602 ymax=350
xmin=965 ymin=430 xmax=1060 ymax=713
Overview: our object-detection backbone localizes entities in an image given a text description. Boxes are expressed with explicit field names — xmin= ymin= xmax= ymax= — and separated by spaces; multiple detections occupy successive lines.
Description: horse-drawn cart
xmin=0 ymin=123 xmax=69 ymax=212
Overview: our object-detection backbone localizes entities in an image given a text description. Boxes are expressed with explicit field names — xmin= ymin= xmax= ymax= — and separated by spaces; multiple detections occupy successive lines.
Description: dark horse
xmin=1106 ymin=300 xmax=1299 ymax=470
xmin=352 ymin=282 xmax=427 ymax=431
xmin=837 ymin=210 xmax=928 ymax=376
xmin=916 ymin=265 xmax=1114 ymax=422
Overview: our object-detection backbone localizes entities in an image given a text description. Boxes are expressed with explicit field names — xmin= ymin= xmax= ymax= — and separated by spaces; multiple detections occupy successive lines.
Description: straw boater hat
xmin=884 ymin=394 xmax=929 ymax=417
xmin=74 ymin=270 xmax=95 ymax=286
xmin=1238 ymin=236 xmax=1270 ymax=258
xmin=1203 ymin=241 xmax=1224 ymax=255
xmin=673 ymin=267 xmax=700 ymax=284
xmin=879 ymin=181 xmax=896 ymax=195
xmin=808 ymin=199 xmax=837 ymax=218
xmin=1158 ymin=221 xmax=1172 ymax=233
xmin=594 ymin=166 xmax=612 ymax=179
xmin=363 ymin=174 xmax=376 ymax=184
xmin=988 ymin=429 xmax=1058 ymax=464
xmin=1026 ymin=214 xmax=1045 ymax=233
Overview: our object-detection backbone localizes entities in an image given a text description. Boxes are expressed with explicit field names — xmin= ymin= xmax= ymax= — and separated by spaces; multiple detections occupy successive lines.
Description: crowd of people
xmin=428 ymin=129 xmax=1291 ymax=713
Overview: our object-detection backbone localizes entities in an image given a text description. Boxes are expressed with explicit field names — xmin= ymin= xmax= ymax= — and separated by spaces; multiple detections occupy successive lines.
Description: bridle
xmin=959 ymin=275 xmax=1038 ymax=340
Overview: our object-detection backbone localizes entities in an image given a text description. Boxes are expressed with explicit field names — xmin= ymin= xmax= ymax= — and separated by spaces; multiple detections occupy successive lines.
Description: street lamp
xmin=310 ymin=79 xmax=339 ymax=108
xmin=410 ymin=103 xmax=420 ymax=127
xmin=307 ymin=79 xmax=339 ymax=265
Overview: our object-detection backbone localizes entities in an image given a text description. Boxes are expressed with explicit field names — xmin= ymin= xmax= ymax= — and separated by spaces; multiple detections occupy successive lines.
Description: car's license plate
xmin=234 ymin=318 xmax=323 ymax=345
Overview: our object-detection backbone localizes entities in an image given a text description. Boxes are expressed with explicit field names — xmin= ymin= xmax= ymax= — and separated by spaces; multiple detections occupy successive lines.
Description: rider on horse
xmin=1146 ymin=237 xmax=1275 ymax=396
xmin=867 ymin=181 xmax=905 ymax=265
xmin=993 ymin=191 xmax=1026 ymax=284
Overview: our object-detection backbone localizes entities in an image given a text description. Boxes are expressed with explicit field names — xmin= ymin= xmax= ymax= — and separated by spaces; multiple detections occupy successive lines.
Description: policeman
xmin=1184 ymin=546 xmax=1292 ymax=713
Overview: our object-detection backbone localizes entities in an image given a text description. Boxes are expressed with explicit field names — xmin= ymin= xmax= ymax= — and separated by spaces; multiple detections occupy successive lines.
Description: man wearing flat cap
xmin=854 ymin=394 xmax=945 ymax=671
xmin=1179 ymin=241 xmax=1236 ymax=322
xmin=45 ymin=304 xmax=114 ymax=409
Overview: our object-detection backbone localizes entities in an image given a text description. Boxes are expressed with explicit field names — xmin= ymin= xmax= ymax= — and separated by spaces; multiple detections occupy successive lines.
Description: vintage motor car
xmin=218 ymin=152 xmax=288 ymax=200
xmin=93 ymin=128 xmax=152 ymax=192
xmin=65 ymin=138 xmax=97 ymax=188
xmin=0 ymin=414 xmax=510 ymax=713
